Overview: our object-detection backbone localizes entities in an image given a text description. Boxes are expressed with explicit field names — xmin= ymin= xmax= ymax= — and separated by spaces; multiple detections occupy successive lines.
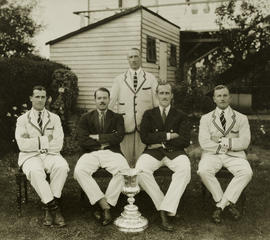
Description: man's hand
xmin=220 ymin=137 xmax=230 ymax=149
xmin=48 ymin=135 xmax=53 ymax=142
xmin=21 ymin=133 xmax=30 ymax=138
xmin=89 ymin=134 xmax=99 ymax=140
xmin=211 ymin=136 xmax=220 ymax=143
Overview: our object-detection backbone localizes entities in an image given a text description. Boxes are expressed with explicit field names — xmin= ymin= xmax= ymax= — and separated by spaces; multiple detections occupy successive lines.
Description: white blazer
xmin=199 ymin=106 xmax=250 ymax=159
xmin=15 ymin=109 xmax=64 ymax=167
xmin=109 ymin=69 xmax=158 ymax=133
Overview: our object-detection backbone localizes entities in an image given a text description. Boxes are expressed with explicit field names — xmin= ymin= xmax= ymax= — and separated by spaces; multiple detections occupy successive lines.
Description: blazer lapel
xmin=224 ymin=108 xmax=236 ymax=136
xmin=135 ymin=70 xmax=146 ymax=94
xmin=42 ymin=110 xmax=51 ymax=134
xmin=103 ymin=110 xmax=112 ymax=133
xmin=165 ymin=107 xmax=174 ymax=124
xmin=212 ymin=110 xmax=225 ymax=135
xmin=124 ymin=71 xmax=135 ymax=94
xmin=92 ymin=110 xmax=101 ymax=133
xmin=28 ymin=110 xmax=42 ymax=134
xmin=154 ymin=107 xmax=164 ymax=127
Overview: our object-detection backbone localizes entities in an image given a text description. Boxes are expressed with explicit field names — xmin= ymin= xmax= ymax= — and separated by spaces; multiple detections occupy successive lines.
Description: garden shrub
xmin=0 ymin=56 xmax=79 ymax=157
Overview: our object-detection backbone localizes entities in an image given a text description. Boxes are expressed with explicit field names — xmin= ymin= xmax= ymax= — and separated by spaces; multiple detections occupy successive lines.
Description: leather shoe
xmin=53 ymin=208 xmax=66 ymax=227
xmin=160 ymin=210 xmax=174 ymax=232
xmin=227 ymin=203 xmax=241 ymax=221
xmin=212 ymin=207 xmax=222 ymax=224
xmin=102 ymin=209 xmax=112 ymax=226
xmin=43 ymin=208 xmax=53 ymax=226
xmin=93 ymin=210 xmax=102 ymax=221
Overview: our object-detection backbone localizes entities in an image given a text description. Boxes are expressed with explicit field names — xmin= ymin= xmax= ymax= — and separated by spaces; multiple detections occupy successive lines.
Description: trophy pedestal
xmin=114 ymin=196 xmax=148 ymax=232
xmin=114 ymin=170 xmax=148 ymax=233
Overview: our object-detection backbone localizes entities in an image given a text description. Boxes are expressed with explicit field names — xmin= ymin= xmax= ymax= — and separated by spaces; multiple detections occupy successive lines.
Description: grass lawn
xmin=0 ymin=145 xmax=269 ymax=240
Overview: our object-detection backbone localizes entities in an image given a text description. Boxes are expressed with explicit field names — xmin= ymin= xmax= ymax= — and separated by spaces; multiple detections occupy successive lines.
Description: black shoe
xmin=159 ymin=210 xmax=174 ymax=232
xmin=43 ymin=208 xmax=53 ymax=226
xmin=53 ymin=208 xmax=66 ymax=227
xmin=212 ymin=207 xmax=222 ymax=224
xmin=93 ymin=210 xmax=102 ymax=221
xmin=227 ymin=203 xmax=241 ymax=221
xmin=102 ymin=209 xmax=112 ymax=226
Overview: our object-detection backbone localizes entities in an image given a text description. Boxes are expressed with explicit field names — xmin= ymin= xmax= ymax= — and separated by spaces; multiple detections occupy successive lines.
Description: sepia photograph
xmin=0 ymin=0 xmax=270 ymax=239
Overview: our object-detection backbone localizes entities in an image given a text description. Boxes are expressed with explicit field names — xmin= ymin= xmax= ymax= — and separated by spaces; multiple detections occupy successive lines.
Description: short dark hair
xmin=156 ymin=82 xmax=173 ymax=94
xmin=213 ymin=85 xmax=230 ymax=96
xmin=32 ymin=85 xmax=46 ymax=96
xmin=94 ymin=87 xmax=110 ymax=99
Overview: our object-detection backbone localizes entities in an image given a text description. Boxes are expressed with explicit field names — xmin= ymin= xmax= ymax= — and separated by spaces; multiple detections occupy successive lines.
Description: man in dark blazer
xmin=136 ymin=82 xmax=191 ymax=231
xmin=74 ymin=88 xmax=129 ymax=226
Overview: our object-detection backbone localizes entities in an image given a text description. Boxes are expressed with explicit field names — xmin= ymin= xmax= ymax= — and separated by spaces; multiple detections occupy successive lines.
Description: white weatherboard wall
xmin=50 ymin=11 xmax=141 ymax=110
xmin=141 ymin=8 xmax=179 ymax=83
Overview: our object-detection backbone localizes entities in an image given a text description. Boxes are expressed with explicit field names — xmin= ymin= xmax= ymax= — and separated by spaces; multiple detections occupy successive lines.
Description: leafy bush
xmin=48 ymin=69 xmax=79 ymax=133
xmin=0 ymin=56 xmax=79 ymax=157
xmin=173 ymin=81 xmax=215 ymax=116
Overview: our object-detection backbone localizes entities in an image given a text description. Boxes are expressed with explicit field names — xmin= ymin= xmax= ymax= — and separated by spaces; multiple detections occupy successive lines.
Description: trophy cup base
xmin=114 ymin=205 xmax=148 ymax=233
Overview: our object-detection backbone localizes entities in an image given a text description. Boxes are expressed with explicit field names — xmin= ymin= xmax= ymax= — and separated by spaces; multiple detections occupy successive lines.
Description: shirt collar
xmin=216 ymin=106 xmax=231 ymax=117
xmin=159 ymin=105 xmax=171 ymax=115
xmin=97 ymin=109 xmax=107 ymax=116
xmin=31 ymin=108 xmax=45 ymax=119
xmin=129 ymin=67 xmax=142 ymax=76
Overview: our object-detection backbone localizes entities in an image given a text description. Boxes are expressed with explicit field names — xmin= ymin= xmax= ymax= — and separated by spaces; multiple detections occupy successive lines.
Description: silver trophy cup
xmin=114 ymin=168 xmax=148 ymax=232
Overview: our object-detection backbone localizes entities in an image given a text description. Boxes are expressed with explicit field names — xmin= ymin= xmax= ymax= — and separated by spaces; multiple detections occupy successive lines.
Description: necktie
xmin=38 ymin=111 xmax=42 ymax=129
xmin=220 ymin=110 xmax=226 ymax=130
xmin=162 ymin=108 xmax=166 ymax=124
xmin=100 ymin=112 xmax=105 ymax=133
xmin=133 ymin=71 xmax=137 ymax=90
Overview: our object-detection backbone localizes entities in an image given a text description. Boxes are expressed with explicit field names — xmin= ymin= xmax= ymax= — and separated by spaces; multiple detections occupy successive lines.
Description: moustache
xmin=100 ymin=102 xmax=106 ymax=105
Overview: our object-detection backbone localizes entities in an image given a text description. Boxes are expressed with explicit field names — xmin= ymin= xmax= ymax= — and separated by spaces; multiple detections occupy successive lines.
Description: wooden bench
xmin=79 ymin=166 xmax=174 ymax=202
xmin=15 ymin=169 xmax=50 ymax=217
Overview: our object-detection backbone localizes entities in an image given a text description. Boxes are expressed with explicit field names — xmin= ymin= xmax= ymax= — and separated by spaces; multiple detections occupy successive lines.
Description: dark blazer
xmin=77 ymin=109 xmax=124 ymax=154
xmin=140 ymin=107 xmax=191 ymax=160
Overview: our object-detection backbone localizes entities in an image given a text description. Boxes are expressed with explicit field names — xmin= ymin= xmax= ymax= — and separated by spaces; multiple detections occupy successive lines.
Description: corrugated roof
xmin=46 ymin=5 xmax=180 ymax=45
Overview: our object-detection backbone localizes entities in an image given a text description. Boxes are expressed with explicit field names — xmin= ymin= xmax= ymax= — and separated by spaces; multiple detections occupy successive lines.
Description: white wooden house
xmin=47 ymin=6 xmax=180 ymax=110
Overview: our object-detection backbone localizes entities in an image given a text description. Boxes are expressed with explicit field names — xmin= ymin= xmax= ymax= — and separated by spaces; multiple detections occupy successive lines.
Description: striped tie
xmin=133 ymin=72 xmax=137 ymax=90
xmin=38 ymin=112 xmax=42 ymax=129
xmin=220 ymin=110 xmax=226 ymax=130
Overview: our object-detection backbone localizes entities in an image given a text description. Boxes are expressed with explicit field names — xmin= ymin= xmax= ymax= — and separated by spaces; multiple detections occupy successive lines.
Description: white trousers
xmin=22 ymin=154 xmax=69 ymax=204
xmin=120 ymin=131 xmax=145 ymax=168
xmin=74 ymin=150 xmax=130 ymax=206
xmin=136 ymin=154 xmax=191 ymax=215
xmin=197 ymin=154 xmax=253 ymax=209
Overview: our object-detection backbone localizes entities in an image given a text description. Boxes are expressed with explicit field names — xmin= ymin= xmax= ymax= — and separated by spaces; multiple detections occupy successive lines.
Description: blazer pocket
xmin=142 ymin=87 xmax=151 ymax=90
xmin=231 ymin=130 xmax=239 ymax=134
xmin=119 ymin=102 xmax=125 ymax=105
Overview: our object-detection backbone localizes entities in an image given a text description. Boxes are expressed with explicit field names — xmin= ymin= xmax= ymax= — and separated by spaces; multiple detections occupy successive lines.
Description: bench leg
xmin=23 ymin=176 xmax=28 ymax=204
xmin=16 ymin=174 xmax=22 ymax=217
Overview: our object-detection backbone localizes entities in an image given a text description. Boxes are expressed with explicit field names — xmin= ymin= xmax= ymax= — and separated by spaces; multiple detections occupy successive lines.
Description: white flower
xmin=14 ymin=114 xmax=18 ymax=118
xmin=47 ymin=96 xmax=52 ymax=103
xmin=12 ymin=106 xmax=17 ymax=111
xmin=58 ymin=87 xmax=65 ymax=93
xmin=6 ymin=112 xmax=11 ymax=117
xmin=22 ymin=103 xmax=27 ymax=108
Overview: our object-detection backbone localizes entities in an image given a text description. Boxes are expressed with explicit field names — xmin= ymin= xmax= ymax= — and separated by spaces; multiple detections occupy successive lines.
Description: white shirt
xmin=129 ymin=67 xmax=142 ymax=77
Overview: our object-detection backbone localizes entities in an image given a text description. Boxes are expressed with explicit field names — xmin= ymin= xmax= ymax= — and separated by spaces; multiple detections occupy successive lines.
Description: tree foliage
xmin=214 ymin=0 xmax=270 ymax=67
xmin=0 ymin=0 xmax=41 ymax=57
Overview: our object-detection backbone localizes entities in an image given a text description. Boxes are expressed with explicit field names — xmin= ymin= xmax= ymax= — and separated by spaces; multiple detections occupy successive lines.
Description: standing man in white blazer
xmin=197 ymin=85 xmax=253 ymax=224
xmin=109 ymin=48 xmax=158 ymax=167
xmin=15 ymin=85 xmax=69 ymax=227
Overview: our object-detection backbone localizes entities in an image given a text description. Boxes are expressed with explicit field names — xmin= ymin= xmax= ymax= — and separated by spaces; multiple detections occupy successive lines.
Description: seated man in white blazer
xmin=15 ymin=85 xmax=69 ymax=227
xmin=197 ymin=84 xmax=253 ymax=223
